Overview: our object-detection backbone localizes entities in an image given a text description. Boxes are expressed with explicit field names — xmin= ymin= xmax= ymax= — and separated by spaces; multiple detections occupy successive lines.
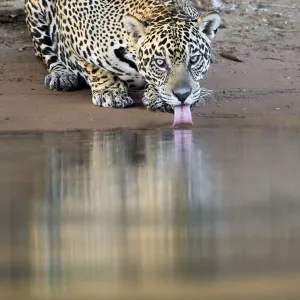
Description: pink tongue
xmin=172 ymin=105 xmax=193 ymax=127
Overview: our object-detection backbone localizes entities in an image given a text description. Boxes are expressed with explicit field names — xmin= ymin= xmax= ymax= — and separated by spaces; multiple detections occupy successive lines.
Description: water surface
xmin=1 ymin=128 xmax=300 ymax=299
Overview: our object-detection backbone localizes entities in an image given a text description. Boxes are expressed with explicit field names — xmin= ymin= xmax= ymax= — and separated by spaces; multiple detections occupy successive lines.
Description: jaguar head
xmin=124 ymin=11 xmax=221 ymax=125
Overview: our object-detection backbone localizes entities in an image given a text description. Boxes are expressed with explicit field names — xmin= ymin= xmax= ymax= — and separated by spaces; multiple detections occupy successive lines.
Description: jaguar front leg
xmin=142 ymin=85 xmax=173 ymax=113
xmin=78 ymin=61 xmax=133 ymax=108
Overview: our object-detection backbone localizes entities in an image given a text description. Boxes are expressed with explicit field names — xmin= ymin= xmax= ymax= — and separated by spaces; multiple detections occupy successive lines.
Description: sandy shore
xmin=0 ymin=1 xmax=299 ymax=132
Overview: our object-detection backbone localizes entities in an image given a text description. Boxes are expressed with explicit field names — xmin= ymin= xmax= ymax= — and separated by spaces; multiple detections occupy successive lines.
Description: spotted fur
xmin=25 ymin=0 xmax=220 ymax=111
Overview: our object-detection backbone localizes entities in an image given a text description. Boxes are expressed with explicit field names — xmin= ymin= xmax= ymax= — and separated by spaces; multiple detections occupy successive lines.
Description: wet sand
xmin=0 ymin=0 xmax=300 ymax=131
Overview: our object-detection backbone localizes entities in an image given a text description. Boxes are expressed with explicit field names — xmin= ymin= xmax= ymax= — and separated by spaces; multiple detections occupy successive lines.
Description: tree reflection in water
xmin=1 ymin=129 xmax=300 ymax=292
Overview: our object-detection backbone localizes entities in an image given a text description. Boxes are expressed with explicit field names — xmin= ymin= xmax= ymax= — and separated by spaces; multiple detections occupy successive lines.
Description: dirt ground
xmin=0 ymin=0 xmax=299 ymax=132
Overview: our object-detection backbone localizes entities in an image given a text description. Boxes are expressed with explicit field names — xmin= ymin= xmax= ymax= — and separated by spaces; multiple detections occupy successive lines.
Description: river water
xmin=1 ymin=128 xmax=300 ymax=299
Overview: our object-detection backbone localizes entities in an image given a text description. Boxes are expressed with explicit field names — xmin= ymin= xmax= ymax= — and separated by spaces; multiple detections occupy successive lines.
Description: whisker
xmin=194 ymin=88 xmax=214 ymax=107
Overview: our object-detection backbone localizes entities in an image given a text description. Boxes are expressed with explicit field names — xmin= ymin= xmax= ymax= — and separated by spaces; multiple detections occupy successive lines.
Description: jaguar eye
xmin=154 ymin=58 xmax=167 ymax=69
xmin=190 ymin=55 xmax=201 ymax=65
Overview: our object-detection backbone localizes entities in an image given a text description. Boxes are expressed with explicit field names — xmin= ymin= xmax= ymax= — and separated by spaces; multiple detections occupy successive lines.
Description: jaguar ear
xmin=198 ymin=11 xmax=221 ymax=39
xmin=123 ymin=15 xmax=147 ymax=43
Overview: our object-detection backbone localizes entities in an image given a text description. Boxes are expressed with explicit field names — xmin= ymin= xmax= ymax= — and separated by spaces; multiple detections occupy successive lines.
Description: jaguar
xmin=25 ymin=0 xmax=221 ymax=125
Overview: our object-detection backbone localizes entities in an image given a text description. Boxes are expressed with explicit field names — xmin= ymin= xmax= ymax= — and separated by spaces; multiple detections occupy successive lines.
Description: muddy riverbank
xmin=0 ymin=0 xmax=299 ymax=131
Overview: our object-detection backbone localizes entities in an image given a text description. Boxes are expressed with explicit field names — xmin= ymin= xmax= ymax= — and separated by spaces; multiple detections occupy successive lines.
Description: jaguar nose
xmin=172 ymin=89 xmax=192 ymax=104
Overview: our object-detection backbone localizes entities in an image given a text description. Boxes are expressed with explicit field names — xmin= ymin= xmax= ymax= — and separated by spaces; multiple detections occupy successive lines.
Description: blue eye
xmin=154 ymin=58 xmax=167 ymax=69
xmin=190 ymin=55 xmax=201 ymax=65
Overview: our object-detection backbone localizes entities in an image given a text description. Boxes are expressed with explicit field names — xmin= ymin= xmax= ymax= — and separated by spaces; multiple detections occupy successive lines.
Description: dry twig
xmin=219 ymin=52 xmax=243 ymax=62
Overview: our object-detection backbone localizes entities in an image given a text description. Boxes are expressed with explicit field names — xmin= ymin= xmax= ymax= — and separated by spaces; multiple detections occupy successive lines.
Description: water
xmin=1 ymin=128 xmax=300 ymax=299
